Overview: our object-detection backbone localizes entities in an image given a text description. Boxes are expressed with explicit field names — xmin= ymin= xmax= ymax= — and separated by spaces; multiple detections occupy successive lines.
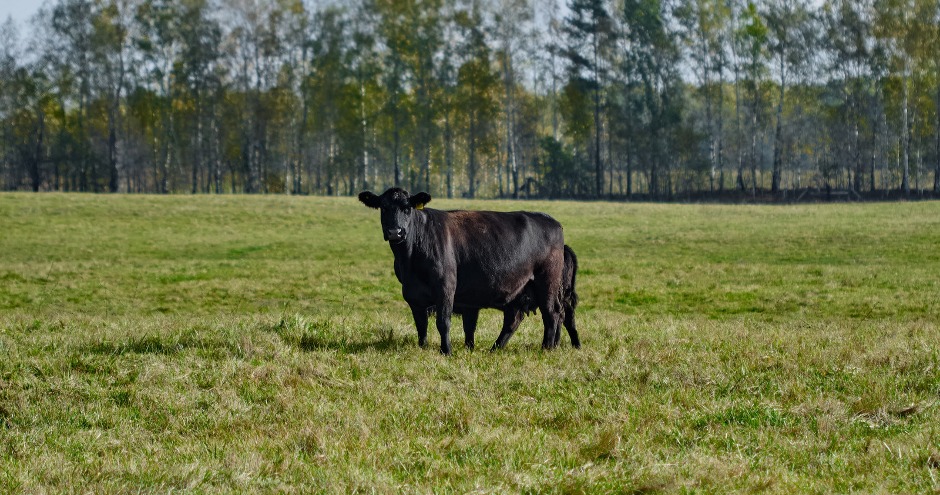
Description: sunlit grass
xmin=1 ymin=193 xmax=939 ymax=493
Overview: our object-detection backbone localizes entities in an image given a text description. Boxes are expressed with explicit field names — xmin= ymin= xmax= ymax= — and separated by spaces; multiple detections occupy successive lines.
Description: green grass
xmin=1 ymin=193 xmax=939 ymax=493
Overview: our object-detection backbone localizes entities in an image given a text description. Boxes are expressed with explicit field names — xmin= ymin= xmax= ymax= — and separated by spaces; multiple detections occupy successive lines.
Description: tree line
xmin=1 ymin=0 xmax=939 ymax=200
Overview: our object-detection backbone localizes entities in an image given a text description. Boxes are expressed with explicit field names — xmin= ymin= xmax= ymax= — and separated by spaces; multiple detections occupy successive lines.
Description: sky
xmin=1 ymin=0 xmax=829 ymax=35
xmin=0 ymin=0 xmax=42 ymax=26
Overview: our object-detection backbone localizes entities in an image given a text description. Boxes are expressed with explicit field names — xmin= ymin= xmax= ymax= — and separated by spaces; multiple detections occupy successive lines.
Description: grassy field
xmin=1 ymin=193 xmax=939 ymax=493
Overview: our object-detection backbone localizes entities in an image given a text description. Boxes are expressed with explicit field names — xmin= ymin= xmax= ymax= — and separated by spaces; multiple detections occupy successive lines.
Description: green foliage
xmin=1 ymin=193 xmax=940 ymax=492
xmin=536 ymin=136 xmax=582 ymax=197
xmin=453 ymin=6 xmax=500 ymax=198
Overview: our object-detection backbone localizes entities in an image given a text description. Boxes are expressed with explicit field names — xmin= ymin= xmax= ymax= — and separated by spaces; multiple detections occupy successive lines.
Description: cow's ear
xmin=409 ymin=192 xmax=431 ymax=210
xmin=359 ymin=191 xmax=381 ymax=209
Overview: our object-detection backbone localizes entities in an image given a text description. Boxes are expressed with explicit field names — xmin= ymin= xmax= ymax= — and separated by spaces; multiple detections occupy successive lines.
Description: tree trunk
xmin=717 ymin=63 xmax=725 ymax=194
xmin=733 ymin=57 xmax=745 ymax=193
xmin=935 ymin=84 xmax=940 ymax=193
xmin=592 ymin=16 xmax=603 ymax=198
xmin=626 ymin=141 xmax=633 ymax=197
xmin=507 ymin=126 xmax=517 ymax=199
xmin=29 ymin=111 xmax=45 ymax=192
xmin=444 ymin=104 xmax=453 ymax=198
xmin=503 ymin=51 xmax=516 ymax=199
xmin=78 ymin=94 xmax=88 ymax=192
xmin=649 ymin=133 xmax=659 ymax=199
xmin=393 ymin=124 xmax=401 ymax=187
xmin=853 ymin=119 xmax=862 ymax=193
xmin=423 ymin=139 xmax=431 ymax=194
xmin=594 ymin=85 xmax=602 ymax=198
xmin=749 ymin=80 xmax=760 ymax=195
xmin=191 ymin=97 xmax=201 ymax=194
xmin=607 ymin=108 xmax=614 ymax=197
xmin=771 ymin=61 xmax=784 ymax=194
xmin=359 ymin=79 xmax=368 ymax=194
xmin=468 ymin=110 xmax=477 ymax=199
xmin=902 ymin=74 xmax=910 ymax=196
xmin=213 ymin=113 xmax=222 ymax=194
xmin=108 ymin=120 xmax=118 ymax=193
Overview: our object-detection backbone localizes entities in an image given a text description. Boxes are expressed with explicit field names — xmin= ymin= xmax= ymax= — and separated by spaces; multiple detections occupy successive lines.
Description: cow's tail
xmin=563 ymin=244 xmax=578 ymax=311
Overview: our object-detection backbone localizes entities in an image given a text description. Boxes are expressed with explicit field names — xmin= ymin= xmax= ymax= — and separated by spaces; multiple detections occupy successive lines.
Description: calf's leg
xmin=564 ymin=307 xmax=580 ymax=348
xmin=536 ymin=252 xmax=565 ymax=350
xmin=552 ymin=304 xmax=579 ymax=348
xmin=491 ymin=307 xmax=524 ymax=351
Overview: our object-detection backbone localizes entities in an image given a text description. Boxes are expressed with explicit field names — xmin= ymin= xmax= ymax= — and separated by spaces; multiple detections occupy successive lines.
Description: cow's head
xmin=359 ymin=188 xmax=431 ymax=243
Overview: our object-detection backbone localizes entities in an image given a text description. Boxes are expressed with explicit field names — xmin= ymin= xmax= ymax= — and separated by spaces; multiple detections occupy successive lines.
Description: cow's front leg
xmin=409 ymin=303 xmax=429 ymax=348
xmin=540 ymin=304 xmax=562 ymax=350
xmin=461 ymin=309 xmax=479 ymax=350
xmin=436 ymin=307 xmax=453 ymax=355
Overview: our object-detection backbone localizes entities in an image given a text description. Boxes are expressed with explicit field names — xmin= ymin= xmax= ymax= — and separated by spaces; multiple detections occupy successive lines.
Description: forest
xmin=1 ymin=0 xmax=939 ymax=200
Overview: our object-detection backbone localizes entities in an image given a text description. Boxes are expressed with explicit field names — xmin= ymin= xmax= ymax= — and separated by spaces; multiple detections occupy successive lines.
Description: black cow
xmin=359 ymin=187 xmax=573 ymax=354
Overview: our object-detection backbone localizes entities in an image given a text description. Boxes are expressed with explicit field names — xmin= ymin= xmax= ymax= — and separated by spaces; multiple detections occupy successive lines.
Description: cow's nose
xmin=386 ymin=228 xmax=405 ymax=241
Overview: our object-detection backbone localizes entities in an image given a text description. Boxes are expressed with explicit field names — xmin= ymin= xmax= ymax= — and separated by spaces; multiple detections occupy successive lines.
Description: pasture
xmin=1 ymin=193 xmax=939 ymax=493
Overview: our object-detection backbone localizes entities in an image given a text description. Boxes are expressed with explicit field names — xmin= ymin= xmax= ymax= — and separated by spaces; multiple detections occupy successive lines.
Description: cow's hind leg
xmin=553 ymin=311 xmax=564 ymax=347
xmin=409 ymin=303 xmax=429 ymax=348
xmin=462 ymin=309 xmax=479 ymax=350
xmin=539 ymin=301 xmax=561 ymax=350
xmin=491 ymin=307 xmax=524 ymax=351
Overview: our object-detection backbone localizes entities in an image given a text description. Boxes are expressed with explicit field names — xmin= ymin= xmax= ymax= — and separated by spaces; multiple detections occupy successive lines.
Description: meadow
xmin=1 ymin=192 xmax=939 ymax=493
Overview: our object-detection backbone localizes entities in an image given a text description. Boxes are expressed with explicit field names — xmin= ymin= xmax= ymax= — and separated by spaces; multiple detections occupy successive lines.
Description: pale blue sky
xmin=0 ymin=0 xmax=829 ymax=33
xmin=0 ymin=0 xmax=42 ymax=25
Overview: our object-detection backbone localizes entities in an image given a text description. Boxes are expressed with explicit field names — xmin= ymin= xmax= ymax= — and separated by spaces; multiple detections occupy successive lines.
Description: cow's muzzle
xmin=385 ymin=228 xmax=405 ymax=243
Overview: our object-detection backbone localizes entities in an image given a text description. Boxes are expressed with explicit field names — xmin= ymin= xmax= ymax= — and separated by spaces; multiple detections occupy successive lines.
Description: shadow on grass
xmin=286 ymin=327 xmax=416 ymax=354
xmin=77 ymin=329 xmax=415 ymax=357
xmin=293 ymin=332 xmax=560 ymax=355
xmin=79 ymin=334 xmax=207 ymax=356
xmin=266 ymin=315 xmax=420 ymax=354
